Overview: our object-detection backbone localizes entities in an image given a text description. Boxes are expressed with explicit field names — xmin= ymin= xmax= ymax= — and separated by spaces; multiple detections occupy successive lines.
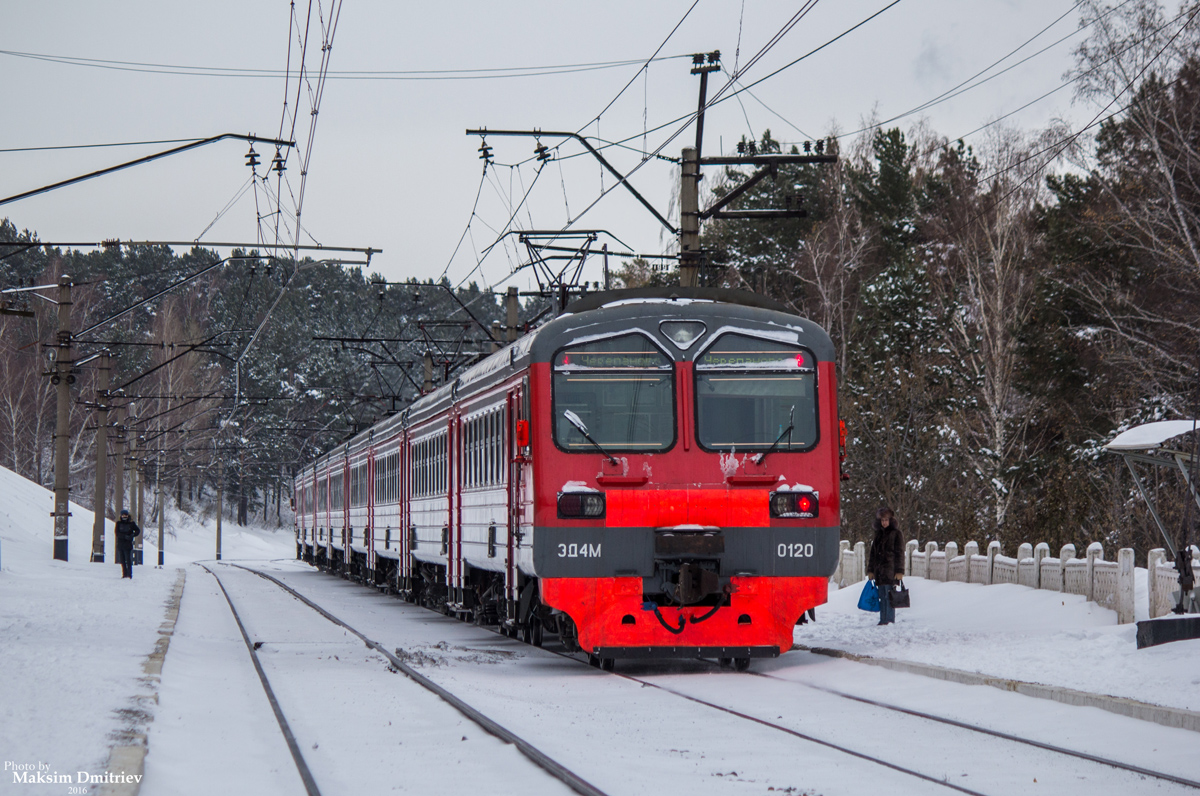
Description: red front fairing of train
xmin=526 ymin=301 xmax=840 ymax=660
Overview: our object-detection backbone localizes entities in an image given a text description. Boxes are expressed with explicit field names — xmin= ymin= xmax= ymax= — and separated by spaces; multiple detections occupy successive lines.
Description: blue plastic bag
xmin=857 ymin=579 xmax=880 ymax=612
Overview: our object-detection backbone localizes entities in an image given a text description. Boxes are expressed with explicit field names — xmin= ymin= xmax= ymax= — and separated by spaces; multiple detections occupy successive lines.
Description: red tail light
xmin=769 ymin=490 xmax=818 ymax=519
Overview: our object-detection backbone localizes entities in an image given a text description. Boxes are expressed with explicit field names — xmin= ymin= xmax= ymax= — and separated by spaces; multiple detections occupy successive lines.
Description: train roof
xmin=531 ymin=287 xmax=833 ymax=362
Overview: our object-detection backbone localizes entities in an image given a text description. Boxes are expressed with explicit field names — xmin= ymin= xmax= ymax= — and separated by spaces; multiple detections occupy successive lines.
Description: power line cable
xmin=0 ymin=137 xmax=204 ymax=154
xmin=721 ymin=67 xmax=814 ymax=140
xmin=945 ymin=3 xmax=1196 ymax=160
xmin=838 ymin=0 xmax=1136 ymax=141
xmin=724 ymin=68 xmax=762 ymax=142
xmin=562 ymin=0 xmax=850 ymax=233
xmin=723 ymin=0 xmax=903 ymax=100
xmin=578 ymin=0 xmax=702 ymax=133
xmin=950 ymin=2 xmax=1200 ymax=246
xmin=437 ymin=167 xmax=490 ymax=281
xmin=448 ymin=0 xmax=703 ymax=293
xmin=0 ymin=48 xmax=691 ymax=80
xmin=464 ymin=0 xmax=886 ymax=291
xmin=292 ymin=0 xmax=344 ymax=240
xmin=457 ymin=1 xmax=829 ymax=294
xmin=232 ymin=0 xmax=349 ymax=406
xmin=734 ymin=0 xmax=747 ymax=74
xmin=195 ymin=175 xmax=256 ymax=241
xmin=453 ymin=163 xmax=547 ymax=290
xmin=729 ymin=0 xmax=822 ymax=84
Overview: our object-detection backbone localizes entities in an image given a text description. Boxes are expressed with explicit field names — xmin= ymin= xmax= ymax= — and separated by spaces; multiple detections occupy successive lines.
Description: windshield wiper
xmin=754 ymin=405 xmax=795 ymax=465
xmin=563 ymin=410 xmax=619 ymax=465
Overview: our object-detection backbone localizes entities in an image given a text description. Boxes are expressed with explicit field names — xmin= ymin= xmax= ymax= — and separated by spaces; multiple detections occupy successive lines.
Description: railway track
xmin=234 ymin=560 xmax=1200 ymax=795
xmin=621 ymin=662 xmax=1200 ymax=792
xmin=197 ymin=563 xmax=323 ymax=796
xmin=200 ymin=562 xmax=608 ymax=796
xmin=743 ymin=668 xmax=1200 ymax=791
xmin=547 ymin=650 xmax=1200 ymax=793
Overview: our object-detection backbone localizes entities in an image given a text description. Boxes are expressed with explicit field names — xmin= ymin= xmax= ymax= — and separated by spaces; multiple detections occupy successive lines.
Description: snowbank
xmin=0 ymin=465 xmax=294 ymax=782
xmin=799 ymin=576 xmax=1200 ymax=712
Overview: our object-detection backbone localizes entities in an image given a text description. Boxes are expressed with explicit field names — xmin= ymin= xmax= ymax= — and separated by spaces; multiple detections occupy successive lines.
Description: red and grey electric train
xmin=294 ymin=287 xmax=841 ymax=669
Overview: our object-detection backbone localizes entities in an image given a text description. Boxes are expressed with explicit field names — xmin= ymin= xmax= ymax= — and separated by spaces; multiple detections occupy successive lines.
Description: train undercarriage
xmin=302 ymin=546 xmax=824 ymax=673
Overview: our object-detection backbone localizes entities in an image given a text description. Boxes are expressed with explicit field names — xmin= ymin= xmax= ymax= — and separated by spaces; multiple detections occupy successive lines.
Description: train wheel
xmin=734 ymin=658 xmax=751 ymax=672
xmin=530 ymin=618 xmax=544 ymax=647
xmin=718 ymin=657 xmax=733 ymax=669
xmin=600 ymin=657 xmax=615 ymax=672
xmin=588 ymin=654 xmax=600 ymax=668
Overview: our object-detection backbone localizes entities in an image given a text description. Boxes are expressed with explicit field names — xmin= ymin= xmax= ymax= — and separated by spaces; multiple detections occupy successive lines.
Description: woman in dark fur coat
xmin=867 ymin=507 xmax=904 ymax=625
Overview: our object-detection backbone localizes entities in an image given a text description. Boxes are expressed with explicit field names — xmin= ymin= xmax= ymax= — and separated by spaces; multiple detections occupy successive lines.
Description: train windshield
xmin=553 ymin=334 xmax=675 ymax=452
xmin=695 ymin=333 xmax=817 ymax=451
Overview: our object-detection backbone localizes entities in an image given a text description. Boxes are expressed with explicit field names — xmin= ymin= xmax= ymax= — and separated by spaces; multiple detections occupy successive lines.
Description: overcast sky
xmin=3 ymin=1 xmax=1130 ymax=291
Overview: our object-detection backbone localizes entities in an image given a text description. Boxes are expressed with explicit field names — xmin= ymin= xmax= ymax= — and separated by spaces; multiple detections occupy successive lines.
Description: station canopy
xmin=1105 ymin=419 xmax=1200 ymax=564
xmin=1105 ymin=420 xmax=1200 ymax=451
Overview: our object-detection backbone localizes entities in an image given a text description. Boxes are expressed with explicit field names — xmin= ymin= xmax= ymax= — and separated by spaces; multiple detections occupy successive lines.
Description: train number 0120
xmin=777 ymin=543 xmax=814 ymax=558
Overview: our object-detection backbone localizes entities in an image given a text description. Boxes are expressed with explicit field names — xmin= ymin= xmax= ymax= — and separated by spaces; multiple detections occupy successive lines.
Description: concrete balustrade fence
xmin=1146 ymin=546 xmax=1200 ymax=619
xmin=831 ymin=537 xmax=1166 ymax=625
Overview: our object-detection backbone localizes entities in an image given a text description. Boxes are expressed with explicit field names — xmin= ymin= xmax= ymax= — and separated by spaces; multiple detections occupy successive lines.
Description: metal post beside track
xmin=51 ymin=275 xmax=72 ymax=561
xmin=90 ymin=352 xmax=109 ymax=562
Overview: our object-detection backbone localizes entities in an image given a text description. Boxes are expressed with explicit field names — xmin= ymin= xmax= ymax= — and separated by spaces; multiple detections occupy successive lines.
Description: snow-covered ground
xmin=136 ymin=500 xmax=295 ymax=566
xmin=208 ymin=561 xmax=1200 ymax=795
xmin=803 ymin=576 xmax=1200 ymax=712
xmin=3 ymin=455 xmax=1199 ymax=794
xmin=0 ymin=465 xmax=293 ymax=789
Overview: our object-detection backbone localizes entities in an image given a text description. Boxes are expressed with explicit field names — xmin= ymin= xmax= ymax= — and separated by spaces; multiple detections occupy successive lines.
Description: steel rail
xmin=745 ymin=668 xmax=1200 ymax=790
xmin=196 ymin=563 xmax=322 ymax=796
xmin=226 ymin=563 xmax=610 ymax=796
xmin=267 ymin=557 xmax=1200 ymax=792
xmin=531 ymin=649 xmax=990 ymax=796
xmin=546 ymin=642 xmax=1200 ymax=792
xmin=547 ymin=640 xmax=1200 ymax=791
xmin=254 ymin=562 xmax=988 ymax=796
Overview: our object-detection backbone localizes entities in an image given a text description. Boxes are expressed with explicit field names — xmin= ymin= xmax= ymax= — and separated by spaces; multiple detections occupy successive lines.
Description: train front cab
xmin=528 ymin=298 xmax=840 ymax=666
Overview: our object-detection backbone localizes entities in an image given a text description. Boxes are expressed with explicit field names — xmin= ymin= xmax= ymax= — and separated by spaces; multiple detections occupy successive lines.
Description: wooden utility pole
xmin=679 ymin=51 xmax=835 ymax=289
xmin=679 ymin=53 xmax=720 ymax=289
xmin=113 ymin=404 xmax=125 ymax=523
xmin=506 ymin=286 xmax=519 ymax=342
xmin=51 ymin=275 xmax=72 ymax=561
xmin=90 ymin=352 xmax=109 ymax=562
xmin=135 ymin=438 xmax=145 ymax=565
xmin=679 ymin=147 xmax=701 ymax=288
xmin=216 ymin=459 xmax=224 ymax=561
xmin=156 ymin=456 xmax=165 ymax=567
xmin=422 ymin=351 xmax=434 ymax=394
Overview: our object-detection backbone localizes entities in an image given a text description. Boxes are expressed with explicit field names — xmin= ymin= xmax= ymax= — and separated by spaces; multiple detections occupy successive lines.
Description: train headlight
xmin=558 ymin=491 xmax=606 ymax=519
xmin=769 ymin=490 xmax=818 ymax=519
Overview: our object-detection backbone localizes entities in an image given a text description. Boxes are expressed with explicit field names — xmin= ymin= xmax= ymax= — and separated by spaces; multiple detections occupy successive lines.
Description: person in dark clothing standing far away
xmin=867 ymin=507 xmax=905 ymax=625
xmin=114 ymin=509 xmax=139 ymax=579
